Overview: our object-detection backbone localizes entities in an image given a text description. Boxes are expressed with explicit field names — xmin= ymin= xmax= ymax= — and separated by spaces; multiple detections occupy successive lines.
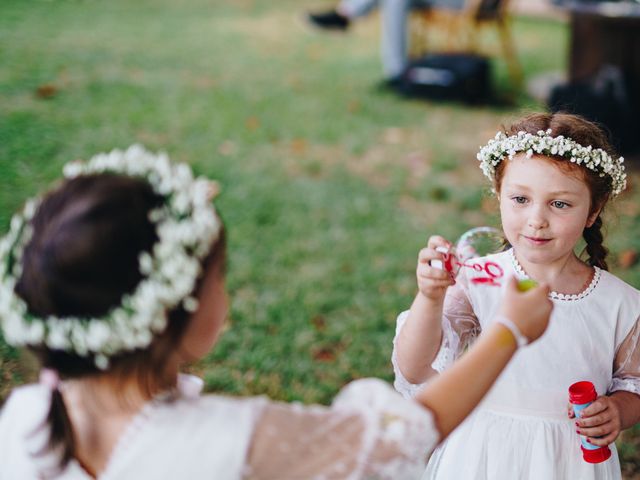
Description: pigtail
xmin=31 ymin=369 xmax=76 ymax=476
xmin=45 ymin=388 xmax=76 ymax=468
xmin=583 ymin=216 xmax=609 ymax=271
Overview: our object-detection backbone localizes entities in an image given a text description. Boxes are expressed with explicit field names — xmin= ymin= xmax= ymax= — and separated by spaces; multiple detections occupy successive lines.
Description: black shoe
xmin=376 ymin=75 xmax=405 ymax=94
xmin=307 ymin=10 xmax=350 ymax=31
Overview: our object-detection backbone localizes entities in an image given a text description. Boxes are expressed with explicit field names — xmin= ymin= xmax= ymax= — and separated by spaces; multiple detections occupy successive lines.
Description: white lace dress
xmin=0 ymin=375 xmax=437 ymax=480
xmin=392 ymin=249 xmax=640 ymax=480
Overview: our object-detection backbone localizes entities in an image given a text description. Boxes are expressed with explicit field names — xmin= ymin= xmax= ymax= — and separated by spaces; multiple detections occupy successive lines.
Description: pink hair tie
xmin=39 ymin=368 xmax=60 ymax=390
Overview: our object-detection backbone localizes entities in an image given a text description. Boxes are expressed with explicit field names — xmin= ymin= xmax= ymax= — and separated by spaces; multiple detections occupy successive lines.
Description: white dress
xmin=392 ymin=249 xmax=640 ymax=480
xmin=0 ymin=375 xmax=437 ymax=480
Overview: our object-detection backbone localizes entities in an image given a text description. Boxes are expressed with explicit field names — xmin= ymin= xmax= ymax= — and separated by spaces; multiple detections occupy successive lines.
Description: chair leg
xmin=409 ymin=13 xmax=430 ymax=59
xmin=497 ymin=18 xmax=523 ymax=89
xmin=466 ymin=19 xmax=480 ymax=54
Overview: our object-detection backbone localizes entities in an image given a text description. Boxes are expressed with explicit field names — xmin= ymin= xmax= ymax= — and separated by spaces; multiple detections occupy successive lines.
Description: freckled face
xmin=498 ymin=154 xmax=596 ymax=266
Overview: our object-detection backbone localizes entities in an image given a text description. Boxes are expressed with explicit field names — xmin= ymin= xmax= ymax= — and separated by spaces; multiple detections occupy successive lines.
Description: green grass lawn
xmin=2 ymin=0 xmax=640 ymax=475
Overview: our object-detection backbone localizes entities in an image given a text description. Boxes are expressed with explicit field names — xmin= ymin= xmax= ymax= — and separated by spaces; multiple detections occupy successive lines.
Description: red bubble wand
xmin=431 ymin=227 xmax=507 ymax=286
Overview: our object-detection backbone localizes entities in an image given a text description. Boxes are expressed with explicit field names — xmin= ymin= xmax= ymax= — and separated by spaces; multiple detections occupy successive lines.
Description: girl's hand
xmin=575 ymin=396 xmax=623 ymax=445
xmin=417 ymin=236 xmax=456 ymax=303
xmin=498 ymin=276 xmax=552 ymax=343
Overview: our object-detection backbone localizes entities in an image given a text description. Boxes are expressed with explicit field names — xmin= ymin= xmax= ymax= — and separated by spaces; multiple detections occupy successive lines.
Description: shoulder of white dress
xmin=187 ymin=392 xmax=268 ymax=408
xmin=596 ymin=269 xmax=640 ymax=299
xmin=148 ymin=394 xmax=269 ymax=443
xmin=0 ymin=384 xmax=51 ymax=440
xmin=176 ymin=392 xmax=269 ymax=422
xmin=2 ymin=384 xmax=49 ymax=414
xmin=599 ymin=270 xmax=640 ymax=308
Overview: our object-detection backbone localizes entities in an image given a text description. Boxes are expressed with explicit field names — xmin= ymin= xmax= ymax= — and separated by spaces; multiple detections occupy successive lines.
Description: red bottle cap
xmin=568 ymin=381 xmax=597 ymax=405
xmin=581 ymin=446 xmax=612 ymax=464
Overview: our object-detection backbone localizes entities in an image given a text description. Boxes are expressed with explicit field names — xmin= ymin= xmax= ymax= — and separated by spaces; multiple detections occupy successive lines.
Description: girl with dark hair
xmin=0 ymin=145 xmax=551 ymax=479
xmin=394 ymin=113 xmax=640 ymax=479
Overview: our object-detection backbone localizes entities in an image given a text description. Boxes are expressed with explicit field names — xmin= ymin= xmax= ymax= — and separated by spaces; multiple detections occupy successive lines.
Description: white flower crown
xmin=477 ymin=129 xmax=627 ymax=197
xmin=0 ymin=145 xmax=222 ymax=369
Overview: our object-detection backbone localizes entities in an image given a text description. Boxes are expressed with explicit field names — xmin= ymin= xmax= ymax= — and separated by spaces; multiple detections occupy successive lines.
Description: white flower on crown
xmin=0 ymin=145 xmax=222 ymax=369
xmin=476 ymin=129 xmax=626 ymax=196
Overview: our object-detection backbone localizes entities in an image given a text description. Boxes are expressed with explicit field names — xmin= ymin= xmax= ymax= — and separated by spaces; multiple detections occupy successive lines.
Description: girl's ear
xmin=586 ymin=207 xmax=602 ymax=228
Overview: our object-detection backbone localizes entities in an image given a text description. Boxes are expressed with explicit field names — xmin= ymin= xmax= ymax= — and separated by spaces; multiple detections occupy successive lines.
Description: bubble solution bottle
xmin=568 ymin=381 xmax=612 ymax=463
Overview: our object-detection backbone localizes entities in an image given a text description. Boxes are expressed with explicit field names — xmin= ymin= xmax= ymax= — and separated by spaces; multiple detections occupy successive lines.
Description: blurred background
xmin=1 ymin=0 xmax=639 ymax=475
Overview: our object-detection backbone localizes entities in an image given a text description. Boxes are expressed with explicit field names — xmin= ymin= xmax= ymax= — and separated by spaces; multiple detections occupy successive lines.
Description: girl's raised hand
xmin=417 ymin=235 xmax=456 ymax=303
xmin=498 ymin=276 xmax=552 ymax=344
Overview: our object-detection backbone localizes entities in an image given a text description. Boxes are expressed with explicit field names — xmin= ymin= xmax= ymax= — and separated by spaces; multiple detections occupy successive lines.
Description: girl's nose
xmin=527 ymin=208 xmax=548 ymax=230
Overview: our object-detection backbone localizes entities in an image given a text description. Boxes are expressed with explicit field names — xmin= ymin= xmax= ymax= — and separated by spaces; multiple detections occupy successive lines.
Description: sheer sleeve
xmin=609 ymin=316 xmax=640 ymax=395
xmin=392 ymin=281 xmax=480 ymax=398
xmin=244 ymin=379 xmax=437 ymax=480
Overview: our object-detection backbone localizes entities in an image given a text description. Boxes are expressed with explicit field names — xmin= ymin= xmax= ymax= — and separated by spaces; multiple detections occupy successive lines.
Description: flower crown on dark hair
xmin=0 ymin=145 xmax=221 ymax=369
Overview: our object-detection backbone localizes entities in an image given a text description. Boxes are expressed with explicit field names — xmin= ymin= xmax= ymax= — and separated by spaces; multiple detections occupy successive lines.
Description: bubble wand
xmin=431 ymin=227 xmax=536 ymax=291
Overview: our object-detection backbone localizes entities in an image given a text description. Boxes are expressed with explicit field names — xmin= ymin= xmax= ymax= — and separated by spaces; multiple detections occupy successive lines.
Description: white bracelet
xmin=495 ymin=315 xmax=529 ymax=348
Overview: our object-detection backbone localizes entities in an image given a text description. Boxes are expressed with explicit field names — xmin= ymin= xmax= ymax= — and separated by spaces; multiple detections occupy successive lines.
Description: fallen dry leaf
xmin=290 ymin=138 xmax=307 ymax=155
xmin=245 ymin=116 xmax=260 ymax=131
xmin=347 ymin=100 xmax=360 ymax=113
xmin=312 ymin=347 xmax=336 ymax=362
xmin=618 ymin=249 xmax=638 ymax=269
xmin=35 ymin=84 xmax=58 ymax=99
xmin=311 ymin=315 xmax=326 ymax=332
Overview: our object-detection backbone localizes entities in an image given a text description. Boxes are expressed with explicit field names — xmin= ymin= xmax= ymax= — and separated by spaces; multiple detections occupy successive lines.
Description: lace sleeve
xmin=244 ymin=379 xmax=437 ymax=480
xmin=609 ymin=317 xmax=640 ymax=396
xmin=431 ymin=280 xmax=480 ymax=372
xmin=392 ymin=282 xmax=480 ymax=398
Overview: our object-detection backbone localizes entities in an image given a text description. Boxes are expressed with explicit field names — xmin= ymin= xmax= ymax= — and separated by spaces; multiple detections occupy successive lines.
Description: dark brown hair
xmin=14 ymin=173 xmax=225 ymax=472
xmin=493 ymin=112 xmax=617 ymax=270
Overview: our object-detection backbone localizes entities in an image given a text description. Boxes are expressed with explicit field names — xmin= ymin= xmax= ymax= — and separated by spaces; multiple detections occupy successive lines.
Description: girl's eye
xmin=551 ymin=200 xmax=569 ymax=209
xmin=512 ymin=196 xmax=527 ymax=204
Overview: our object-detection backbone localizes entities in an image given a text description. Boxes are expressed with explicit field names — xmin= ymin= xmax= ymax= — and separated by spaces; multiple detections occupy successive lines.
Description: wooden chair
xmin=410 ymin=0 xmax=523 ymax=89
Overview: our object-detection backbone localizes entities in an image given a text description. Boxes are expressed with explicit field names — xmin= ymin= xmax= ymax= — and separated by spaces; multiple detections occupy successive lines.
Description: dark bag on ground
xmin=400 ymin=53 xmax=492 ymax=104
